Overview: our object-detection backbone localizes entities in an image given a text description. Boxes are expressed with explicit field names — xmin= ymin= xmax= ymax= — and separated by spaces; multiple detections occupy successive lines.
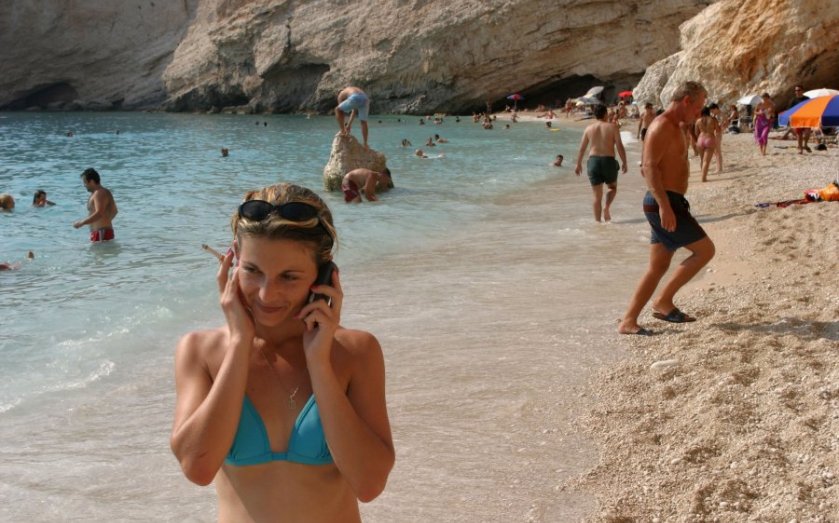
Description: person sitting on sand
xmin=170 ymin=183 xmax=394 ymax=521
xmin=33 ymin=190 xmax=55 ymax=207
xmin=341 ymin=168 xmax=392 ymax=203
xmin=0 ymin=193 xmax=15 ymax=211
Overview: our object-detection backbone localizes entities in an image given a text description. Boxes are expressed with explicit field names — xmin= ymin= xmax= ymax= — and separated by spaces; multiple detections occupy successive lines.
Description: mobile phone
xmin=307 ymin=261 xmax=337 ymax=305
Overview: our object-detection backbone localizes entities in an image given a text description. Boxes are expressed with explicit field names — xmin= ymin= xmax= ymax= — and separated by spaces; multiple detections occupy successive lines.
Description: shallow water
xmin=0 ymin=112 xmax=650 ymax=521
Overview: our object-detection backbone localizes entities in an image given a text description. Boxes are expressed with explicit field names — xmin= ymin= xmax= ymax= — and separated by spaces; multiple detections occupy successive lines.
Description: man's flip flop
xmin=652 ymin=308 xmax=696 ymax=323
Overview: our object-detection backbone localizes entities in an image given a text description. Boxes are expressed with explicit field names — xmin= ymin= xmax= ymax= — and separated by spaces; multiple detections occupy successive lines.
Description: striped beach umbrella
xmin=778 ymin=95 xmax=839 ymax=127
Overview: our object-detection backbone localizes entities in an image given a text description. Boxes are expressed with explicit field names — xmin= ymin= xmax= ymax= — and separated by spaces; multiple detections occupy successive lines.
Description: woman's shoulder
xmin=176 ymin=327 xmax=228 ymax=360
xmin=335 ymin=327 xmax=381 ymax=354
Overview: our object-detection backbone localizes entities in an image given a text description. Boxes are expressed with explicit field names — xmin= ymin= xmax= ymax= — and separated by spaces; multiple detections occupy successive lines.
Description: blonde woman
xmin=171 ymin=183 xmax=394 ymax=522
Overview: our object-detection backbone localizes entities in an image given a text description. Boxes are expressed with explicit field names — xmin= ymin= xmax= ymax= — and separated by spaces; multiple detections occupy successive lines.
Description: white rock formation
xmin=322 ymin=134 xmax=388 ymax=192
xmin=635 ymin=0 xmax=839 ymax=109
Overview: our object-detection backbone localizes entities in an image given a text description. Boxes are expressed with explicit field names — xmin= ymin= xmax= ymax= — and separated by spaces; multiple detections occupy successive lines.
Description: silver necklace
xmin=258 ymin=346 xmax=300 ymax=410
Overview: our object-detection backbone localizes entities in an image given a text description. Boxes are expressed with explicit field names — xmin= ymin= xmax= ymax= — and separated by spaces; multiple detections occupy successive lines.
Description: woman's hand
xmin=298 ymin=269 xmax=343 ymax=365
xmin=217 ymin=249 xmax=255 ymax=344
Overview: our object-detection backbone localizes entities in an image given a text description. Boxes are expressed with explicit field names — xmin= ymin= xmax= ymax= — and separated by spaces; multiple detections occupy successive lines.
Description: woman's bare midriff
xmin=216 ymin=463 xmax=360 ymax=523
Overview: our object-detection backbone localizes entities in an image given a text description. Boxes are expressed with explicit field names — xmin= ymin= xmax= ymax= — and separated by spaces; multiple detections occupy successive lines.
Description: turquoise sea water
xmin=0 ymin=112 xmax=651 ymax=521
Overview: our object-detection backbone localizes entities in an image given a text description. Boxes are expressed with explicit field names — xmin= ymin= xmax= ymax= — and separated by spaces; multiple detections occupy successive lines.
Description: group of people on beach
xmin=568 ymin=82 xmax=717 ymax=335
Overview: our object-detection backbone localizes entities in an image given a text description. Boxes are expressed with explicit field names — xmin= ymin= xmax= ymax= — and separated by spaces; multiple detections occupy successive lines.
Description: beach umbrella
xmin=506 ymin=93 xmax=524 ymax=110
xmin=778 ymin=95 xmax=839 ymax=127
xmin=737 ymin=94 xmax=761 ymax=106
xmin=618 ymin=90 xmax=634 ymax=98
xmin=803 ymin=88 xmax=839 ymax=98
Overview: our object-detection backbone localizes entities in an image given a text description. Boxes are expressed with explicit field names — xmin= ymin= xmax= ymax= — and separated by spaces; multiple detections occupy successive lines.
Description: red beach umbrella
xmin=618 ymin=90 xmax=634 ymax=98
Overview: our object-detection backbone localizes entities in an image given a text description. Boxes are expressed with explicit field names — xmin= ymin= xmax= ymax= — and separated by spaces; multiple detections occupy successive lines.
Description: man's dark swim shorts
xmin=643 ymin=191 xmax=707 ymax=251
xmin=586 ymin=156 xmax=619 ymax=186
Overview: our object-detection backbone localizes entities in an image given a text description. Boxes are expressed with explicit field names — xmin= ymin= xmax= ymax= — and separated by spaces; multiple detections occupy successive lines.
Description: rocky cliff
xmin=0 ymin=0 xmax=198 ymax=110
xmin=634 ymin=0 xmax=839 ymax=109
xmin=1 ymin=0 xmax=711 ymax=113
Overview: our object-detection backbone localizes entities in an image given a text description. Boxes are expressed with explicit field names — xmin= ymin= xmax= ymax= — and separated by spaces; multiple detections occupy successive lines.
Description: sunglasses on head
xmin=238 ymin=200 xmax=320 ymax=222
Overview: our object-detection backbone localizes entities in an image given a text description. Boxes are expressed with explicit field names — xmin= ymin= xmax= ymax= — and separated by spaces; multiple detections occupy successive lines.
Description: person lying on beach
xmin=618 ymin=81 xmax=715 ymax=336
xmin=170 ymin=183 xmax=394 ymax=521
xmin=341 ymin=168 xmax=392 ymax=203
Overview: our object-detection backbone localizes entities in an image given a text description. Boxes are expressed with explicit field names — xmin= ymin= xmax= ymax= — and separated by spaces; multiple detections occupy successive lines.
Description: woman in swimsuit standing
xmin=753 ymin=92 xmax=775 ymax=156
xmin=694 ymin=106 xmax=719 ymax=182
xmin=171 ymin=183 xmax=394 ymax=522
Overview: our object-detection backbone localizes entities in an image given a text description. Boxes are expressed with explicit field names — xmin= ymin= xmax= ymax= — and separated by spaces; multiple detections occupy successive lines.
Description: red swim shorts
xmin=342 ymin=180 xmax=360 ymax=203
xmin=90 ymin=227 xmax=115 ymax=242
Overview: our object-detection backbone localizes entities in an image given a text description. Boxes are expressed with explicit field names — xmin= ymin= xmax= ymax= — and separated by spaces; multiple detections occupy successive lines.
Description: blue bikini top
xmin=225 ymin=394 xmax=333 ymax=466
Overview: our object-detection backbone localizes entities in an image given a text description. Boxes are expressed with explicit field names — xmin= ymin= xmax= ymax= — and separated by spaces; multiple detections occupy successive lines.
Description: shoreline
xmin=573 ymin=132 xmax=838 ymax=520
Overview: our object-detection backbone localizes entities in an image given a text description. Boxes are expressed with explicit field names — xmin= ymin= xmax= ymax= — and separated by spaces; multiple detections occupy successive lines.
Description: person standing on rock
xmin=335 ymin=86 xmax=371 ymax=148
xmin=574 ymin=104 xmax=628 ymax=222
xmin=618 ymin=81 xmax=715 ymax=336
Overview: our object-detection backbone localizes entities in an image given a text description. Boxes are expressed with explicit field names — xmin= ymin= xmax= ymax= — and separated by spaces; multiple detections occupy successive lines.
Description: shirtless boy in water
xmin=73 ymin=168 xmax=118 ymax=242
xmin=618 ymin=81 xmax=715 ymax=335
xmin=341 ymin=168 xmax=392 ymax=203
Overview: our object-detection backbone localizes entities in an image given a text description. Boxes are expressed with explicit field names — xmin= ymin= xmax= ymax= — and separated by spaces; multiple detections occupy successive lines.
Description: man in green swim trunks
xmin=574 ymin=104 xmax=628 ymax=222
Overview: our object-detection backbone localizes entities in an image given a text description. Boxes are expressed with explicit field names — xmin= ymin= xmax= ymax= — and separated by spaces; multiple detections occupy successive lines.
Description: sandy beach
xmin=571 ymin=131 xmax=838 ymax=521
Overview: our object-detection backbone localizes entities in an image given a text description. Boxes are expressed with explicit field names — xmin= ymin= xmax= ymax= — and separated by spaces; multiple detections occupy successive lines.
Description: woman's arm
xmin=170 ymin=331 xmax=251 ymax=486
xmin=309 ymin=332 xmax=394 ymax=502
xmin=298 ymin=272 xmax=394 ymax=502
xmin=170 ymin=254 xmax=256 ymax=485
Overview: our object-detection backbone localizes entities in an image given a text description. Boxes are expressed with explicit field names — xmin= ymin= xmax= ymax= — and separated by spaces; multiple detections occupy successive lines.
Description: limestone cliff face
xmin=634 ymin=0 xmax=839 ymax=109
xmin=161 ymin=0 xmax=711 ymax=113
xmin=1 ymin=0 xmax=709 ymax=113
xmin=0 ymin=0 xmax=198 ymax=110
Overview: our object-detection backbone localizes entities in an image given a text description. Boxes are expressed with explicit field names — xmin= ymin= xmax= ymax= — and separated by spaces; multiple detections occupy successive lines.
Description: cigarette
xmin=201 ymin=244 xmax=224 ymax=262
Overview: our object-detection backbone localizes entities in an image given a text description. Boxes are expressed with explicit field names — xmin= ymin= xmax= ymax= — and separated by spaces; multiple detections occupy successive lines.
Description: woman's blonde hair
xmin=230 ymin=183 xmax=336 ymax=264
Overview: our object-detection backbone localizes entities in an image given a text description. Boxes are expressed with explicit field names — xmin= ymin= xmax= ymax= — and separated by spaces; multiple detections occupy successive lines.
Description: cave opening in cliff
xmin=489 ymin=74 xmax=643 ymax=112
xmin=2 ymin=82 xmax=79 ymax=110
